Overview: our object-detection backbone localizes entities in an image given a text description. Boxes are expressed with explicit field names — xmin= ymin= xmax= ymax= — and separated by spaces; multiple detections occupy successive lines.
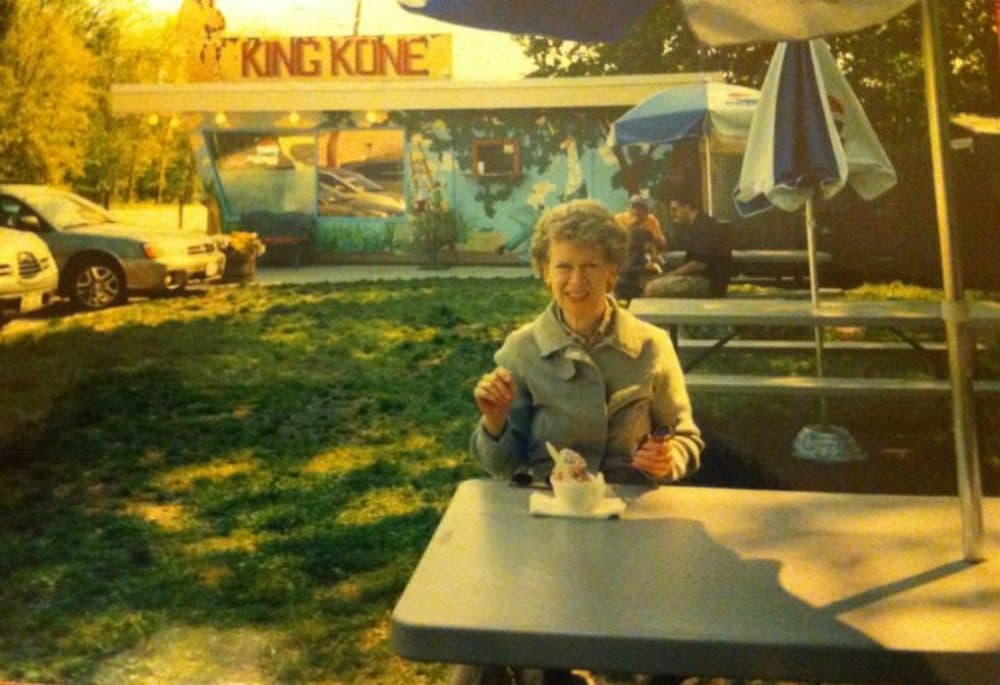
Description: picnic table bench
xmin=628 ymin=297 xmax=1000 ymax=397
xmin=661 ymin=249 xmax=832 ymax=285
xmin=239 ymin=211 xmax=312 ymax=267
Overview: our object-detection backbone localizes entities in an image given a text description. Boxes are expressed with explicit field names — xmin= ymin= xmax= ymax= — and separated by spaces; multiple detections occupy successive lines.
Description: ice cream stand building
xmin=111 ymin=3 xmax=722 ymax=263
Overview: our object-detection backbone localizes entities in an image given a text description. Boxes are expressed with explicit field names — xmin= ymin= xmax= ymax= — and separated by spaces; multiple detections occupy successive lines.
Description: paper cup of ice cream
xmin=546 ymin=442 xmax=605 ymax=512
xmin=551 ymin=472 xmax=605 ymax=512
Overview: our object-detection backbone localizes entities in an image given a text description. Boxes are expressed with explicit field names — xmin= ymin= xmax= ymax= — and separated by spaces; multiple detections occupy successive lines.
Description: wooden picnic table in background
xmin=628 ymin=297 xmax=1000 ymax=396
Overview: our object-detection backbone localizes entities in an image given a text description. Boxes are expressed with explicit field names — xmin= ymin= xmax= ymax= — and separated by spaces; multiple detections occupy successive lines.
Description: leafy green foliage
xmin=516 ymin=1 xmax=1000 ymax=144
xmin=0 ymin=1 xmax=96 ymax=183
xmin=0 ymin=1 xmax=191 ymax=200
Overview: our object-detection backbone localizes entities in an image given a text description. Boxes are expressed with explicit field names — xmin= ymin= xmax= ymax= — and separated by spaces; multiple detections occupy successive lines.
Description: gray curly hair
xmin=528 ymin=199 xmax=627 ymax=278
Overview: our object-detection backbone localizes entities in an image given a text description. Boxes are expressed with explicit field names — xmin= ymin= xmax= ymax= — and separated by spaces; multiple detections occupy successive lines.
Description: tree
xmin=516 ymin=2 xmax=1000 ymax=287
xmin=0 ymin=0 xmax=185 ymax=201
xmin=0 ymin=0 xmax=13 ymax=41
xmin=0 ymin=0 xmax=97 ymax=183
xmin=73 ymin=1 xmax=183 ymax=204
xmin=517 ymin=1 xmax=1000 ymax=145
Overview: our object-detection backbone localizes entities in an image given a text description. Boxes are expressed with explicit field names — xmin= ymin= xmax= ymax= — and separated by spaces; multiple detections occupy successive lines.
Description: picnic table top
xmin=663 ymin=249 xmax=832 ymax=263
xmin=391 ymin=479 xmax=1000 ymax=683
xmin=629 ymin=297 xmax=1000 ymax=328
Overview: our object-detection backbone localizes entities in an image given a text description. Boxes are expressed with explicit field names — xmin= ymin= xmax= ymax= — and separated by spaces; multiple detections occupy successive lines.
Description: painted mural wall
xmin=192 ymin=107 xmax=673 ymax=261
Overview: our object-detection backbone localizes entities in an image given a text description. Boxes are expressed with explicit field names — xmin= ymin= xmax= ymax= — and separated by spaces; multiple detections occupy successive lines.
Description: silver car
xmin=317 ymin=168 xmax=405 ymax=218
xmin=0 ymin=227 xmax=59 ymax=321
xmin=0 ymin=184 xmax=225 ymax=310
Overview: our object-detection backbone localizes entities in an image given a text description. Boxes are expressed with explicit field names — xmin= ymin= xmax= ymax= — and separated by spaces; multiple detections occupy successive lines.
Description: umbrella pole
xmin=805 ymin=195 xmax=828 ymax=425
xmin=921 ymin=0 xmax=984 ymax=562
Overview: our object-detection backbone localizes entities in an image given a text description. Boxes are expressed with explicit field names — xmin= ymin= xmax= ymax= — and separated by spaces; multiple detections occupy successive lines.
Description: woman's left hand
xmin=632 ymin=438 xmax=676 ymax=480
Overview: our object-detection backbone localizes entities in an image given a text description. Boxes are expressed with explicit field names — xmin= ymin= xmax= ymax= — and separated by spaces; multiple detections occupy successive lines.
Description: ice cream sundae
xmin=546 ymin=442 xmax=605 ymax=511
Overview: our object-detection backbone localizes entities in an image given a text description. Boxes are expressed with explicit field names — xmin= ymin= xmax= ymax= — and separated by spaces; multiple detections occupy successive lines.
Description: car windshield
xmin=334 ymin=169 xmax=385 ymax=192
xmin=320 ymin=169 xmax=385 ymax=193
xmin=25 ymin=190 xmax=116 ymax=230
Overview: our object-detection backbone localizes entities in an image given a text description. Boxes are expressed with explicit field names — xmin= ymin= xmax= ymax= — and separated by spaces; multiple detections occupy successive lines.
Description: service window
xmin=471 ymin=139 xmax=521 ymax=178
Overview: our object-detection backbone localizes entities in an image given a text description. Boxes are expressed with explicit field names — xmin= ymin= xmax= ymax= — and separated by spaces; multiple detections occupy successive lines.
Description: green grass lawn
xmin=0 ymin=278 xmax=997 ymax=684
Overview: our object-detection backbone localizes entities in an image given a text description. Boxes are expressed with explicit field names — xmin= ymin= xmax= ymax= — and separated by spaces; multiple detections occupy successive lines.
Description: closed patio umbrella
xmin=732 ymin=39 xmax=896 ymax=462
xmin=396 ymin=0 xmax=985 ymax=561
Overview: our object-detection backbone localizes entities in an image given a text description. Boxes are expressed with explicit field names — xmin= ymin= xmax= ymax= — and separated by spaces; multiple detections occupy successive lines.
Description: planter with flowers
xmin=218 ymin=231 xmax=266 ymax=283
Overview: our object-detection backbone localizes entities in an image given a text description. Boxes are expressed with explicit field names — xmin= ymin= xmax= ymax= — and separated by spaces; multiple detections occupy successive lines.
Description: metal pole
xmin=921 ymin=0 xmax=984 ymax=561
xmin=805 ymin=195 xmax=827 ymax=424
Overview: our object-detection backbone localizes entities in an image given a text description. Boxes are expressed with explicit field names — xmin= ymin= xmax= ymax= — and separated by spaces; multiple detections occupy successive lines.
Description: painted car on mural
xmin=317 ymin=168 xmax=406 ymax=218
xmin=0 ymin=184 xmax=225 ymax=311
xmin=0 ymin=227 xmax=59 ymax=322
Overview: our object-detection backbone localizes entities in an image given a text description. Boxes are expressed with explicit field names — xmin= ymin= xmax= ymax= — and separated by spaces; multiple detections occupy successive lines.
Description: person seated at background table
xmin=614 ymin=195 xmax=667 ymax=302
xmin=464 ymin=199 xmax=703 ymax=685
xmin=643 ymin=187 xmax=732 ymax=299
xmin=615 ymin=194 xmax=667 ymax=252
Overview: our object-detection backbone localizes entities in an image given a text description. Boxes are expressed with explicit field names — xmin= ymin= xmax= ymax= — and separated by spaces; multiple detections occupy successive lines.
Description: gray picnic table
xmin=660 ymin=249 xmax=832 ymax=284
xmin=628 ymin=296 xmax=1000 ymax=329
xmin=391 ymin=479 xmax=1000 ymax=684
xmin=627 ymin=298 xmax=1000 ymax=392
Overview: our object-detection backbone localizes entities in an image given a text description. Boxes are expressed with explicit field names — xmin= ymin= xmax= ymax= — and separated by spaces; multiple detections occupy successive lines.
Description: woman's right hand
xmin=474 ymin=367 xmax=515 ymax=438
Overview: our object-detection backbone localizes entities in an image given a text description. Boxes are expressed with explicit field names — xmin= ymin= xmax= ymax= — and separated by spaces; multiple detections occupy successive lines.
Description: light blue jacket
xmin=471 ymin=299 xmax=703 ymax=485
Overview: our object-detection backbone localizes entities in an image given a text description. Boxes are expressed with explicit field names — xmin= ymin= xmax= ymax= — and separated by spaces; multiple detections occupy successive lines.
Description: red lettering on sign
xmin=329 ymin=38 xmax=354 ymax=75
xmin=403 ymin=37 xmax=429 ymax=76
xmin=269 ymin=40 xmax=295 ymax=76
xmin=242 ymin=38 xmax=265 ymax=76
xmin=379 ymin=38 xmax=401 ymax=75
xmin=296 ymin=38 xmax=321 ymax=76
xmin=237 ymin=34 xmax=438 ymax=79
xmin=354 ymin=37 xmax=378 ymax=75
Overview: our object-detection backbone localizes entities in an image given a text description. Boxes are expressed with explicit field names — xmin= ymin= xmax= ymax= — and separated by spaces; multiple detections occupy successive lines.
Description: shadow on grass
xmin=0 ymin=279 xmax=533 ymax=683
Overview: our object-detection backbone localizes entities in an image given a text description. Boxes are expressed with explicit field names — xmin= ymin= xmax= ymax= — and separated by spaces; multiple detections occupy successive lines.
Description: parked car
xmin=0 ymin=184 xmax=225 ymax=310
xmin=340 ymin=158 xmax=404 ymax=195
xmin=0 ymin=227 xmax=59 ymax=322
xmin=246 ymin=141 xmax=281 ymax=167
xmin=317 ymin=168 xmax=405 ymax=218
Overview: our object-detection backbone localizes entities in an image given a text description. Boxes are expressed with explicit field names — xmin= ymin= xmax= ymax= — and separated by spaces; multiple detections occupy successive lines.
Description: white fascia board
xmin=111 ymin=73 xmax=725 ymax=115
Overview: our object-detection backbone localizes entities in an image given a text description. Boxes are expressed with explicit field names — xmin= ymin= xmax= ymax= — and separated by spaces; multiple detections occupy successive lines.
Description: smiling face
xmin=544 ymin=239 xmax=618 ymax=333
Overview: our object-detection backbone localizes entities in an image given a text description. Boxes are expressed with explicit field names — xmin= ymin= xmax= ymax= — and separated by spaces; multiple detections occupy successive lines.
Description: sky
xmin=141 ymin=0 xmax=535 ymax=80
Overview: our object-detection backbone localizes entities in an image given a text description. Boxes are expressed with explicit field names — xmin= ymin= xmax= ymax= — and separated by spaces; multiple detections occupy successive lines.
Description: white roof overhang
xmin=111 ymin=73 xmax=724 ymax=115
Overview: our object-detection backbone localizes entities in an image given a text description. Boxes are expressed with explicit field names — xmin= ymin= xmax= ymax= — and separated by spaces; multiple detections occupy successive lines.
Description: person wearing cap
xmin=615 ymin=194 xmax=666 ymax=252
xmin=614 ymin=194 xmax=667 ymax=301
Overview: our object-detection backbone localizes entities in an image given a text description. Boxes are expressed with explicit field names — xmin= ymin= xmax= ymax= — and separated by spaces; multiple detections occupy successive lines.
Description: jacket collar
xmin=534 ymin=298 xmax=645 ymax=359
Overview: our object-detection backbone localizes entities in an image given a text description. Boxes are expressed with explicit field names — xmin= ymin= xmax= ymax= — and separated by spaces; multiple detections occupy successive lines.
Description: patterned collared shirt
xmin=553 ymin=296 xmax=617 ymax=348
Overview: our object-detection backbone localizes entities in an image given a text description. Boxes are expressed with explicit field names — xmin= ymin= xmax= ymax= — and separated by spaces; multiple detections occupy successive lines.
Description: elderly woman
xmin=472 ymin=198 xmax=703 ymax=488
xmin=458 ymin=200 xmax=703 ymax=685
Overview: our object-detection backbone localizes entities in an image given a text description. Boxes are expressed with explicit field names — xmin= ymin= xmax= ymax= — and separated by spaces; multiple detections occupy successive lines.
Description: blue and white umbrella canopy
xmin=608 ymin=82 xmax=759 ymax=148
xmin=396 ymin=0 xmax=917 ymax=46
xmin=734 ymin=39 xmax=896 ymax=217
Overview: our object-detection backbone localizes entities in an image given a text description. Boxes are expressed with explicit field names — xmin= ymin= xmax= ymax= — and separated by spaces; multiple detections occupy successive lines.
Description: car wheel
xmin=67 ymin=258 xmax=127 ymax=310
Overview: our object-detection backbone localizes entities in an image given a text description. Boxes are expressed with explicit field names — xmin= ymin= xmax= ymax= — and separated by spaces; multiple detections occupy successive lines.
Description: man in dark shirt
xmin=644 ymin=190 xmax=732 ymax=298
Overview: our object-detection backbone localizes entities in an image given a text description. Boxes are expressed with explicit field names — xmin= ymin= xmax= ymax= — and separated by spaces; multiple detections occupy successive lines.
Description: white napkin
xmin=529 ymin=492 xmax=626 ymax=519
